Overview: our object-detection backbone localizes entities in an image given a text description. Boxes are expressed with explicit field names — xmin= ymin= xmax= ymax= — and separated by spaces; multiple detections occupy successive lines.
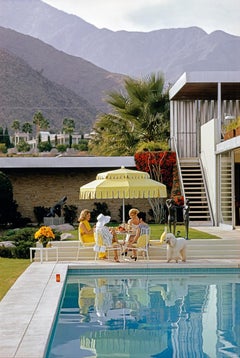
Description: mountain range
xmin=0 ymin=0 xmax=240 ymax=133
xmin=0 ymin=25 xmax=125 ymax=132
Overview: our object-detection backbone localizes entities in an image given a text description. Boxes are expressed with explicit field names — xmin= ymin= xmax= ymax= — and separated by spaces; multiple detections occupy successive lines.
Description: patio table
xmin=30 ymin=247 xmax=59 ymax=263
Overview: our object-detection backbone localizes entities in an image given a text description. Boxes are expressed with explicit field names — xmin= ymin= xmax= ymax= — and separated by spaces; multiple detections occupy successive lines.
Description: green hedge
xmin=0 ymin=227 xmax=61 ymax=259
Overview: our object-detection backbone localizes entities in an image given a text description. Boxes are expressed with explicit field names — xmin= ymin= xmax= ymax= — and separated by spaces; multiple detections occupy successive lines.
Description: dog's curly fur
xmin=163 ymin=233 xmax=187 ymax=263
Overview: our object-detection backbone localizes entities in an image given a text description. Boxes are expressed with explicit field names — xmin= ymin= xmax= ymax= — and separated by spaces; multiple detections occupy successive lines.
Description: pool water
xmin=45 ymin=268 xmax=240 ymax=358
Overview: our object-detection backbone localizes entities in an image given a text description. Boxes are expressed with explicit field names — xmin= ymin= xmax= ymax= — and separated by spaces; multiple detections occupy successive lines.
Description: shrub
xmin=38 ymin=141 xmax=52 ymax=152
xmin=0 ymin=227 xmax=61 ymax=259
xmin=34 ymin=206 xmax=50 ymax=225
xmin=0 ymin=227 xmax=36 ymax=259
xmin=56 ymin=144 xmax=67 ymax=153
xmin=136 ymin=141 xmax=169 ymax=152
xmin=72 ymin=140 xmax=88 ymax=151
xmin=0 ymin=171 xmax=30 ymax=228
xmin=119 ymin=204 xmax=132 ymax=223
xmin=17 ymin=140 xmax=30 ymax=152
xmin=0 ymin=143 xmax=7 ymax=153
xmin=52 ymin=229 xmax=61 ymax=241
xmin=63 ymin=205 xmax=77 ymax=225
xmin=0 ymin=245 xmax=14 ymax=258
xmin=90 ymin=202 xmax=111 ymax=222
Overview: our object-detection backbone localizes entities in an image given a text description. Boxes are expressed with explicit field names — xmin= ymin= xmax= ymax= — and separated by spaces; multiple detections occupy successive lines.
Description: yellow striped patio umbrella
xmin=79 ymin=166 xmax=167 ymax=222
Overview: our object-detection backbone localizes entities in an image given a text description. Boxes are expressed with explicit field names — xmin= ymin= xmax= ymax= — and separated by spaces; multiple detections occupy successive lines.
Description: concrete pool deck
xmin=0 ymin=227 xmax=239 ymax=358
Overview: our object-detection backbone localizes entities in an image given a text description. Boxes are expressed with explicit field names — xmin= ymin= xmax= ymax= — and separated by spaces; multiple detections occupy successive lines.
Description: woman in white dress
xmin=122 ymin=208 xmax=140 ymax=257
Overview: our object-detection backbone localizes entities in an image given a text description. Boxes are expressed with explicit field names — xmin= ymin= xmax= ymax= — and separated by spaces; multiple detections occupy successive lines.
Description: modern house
xmin=1 ymin=71 xmax=239 ymax=229
xmin=169 ymin=71 xmax=240 ymax=229
xmin=0 ymin=156 xmax=137 ymax=222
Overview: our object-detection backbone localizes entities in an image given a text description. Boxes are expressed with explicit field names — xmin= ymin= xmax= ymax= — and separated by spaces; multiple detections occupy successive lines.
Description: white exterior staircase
xmin=179 ymin=158 xmax=212 ymax=223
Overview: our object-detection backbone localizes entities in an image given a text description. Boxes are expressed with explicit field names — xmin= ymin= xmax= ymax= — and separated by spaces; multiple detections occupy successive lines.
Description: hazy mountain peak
xmin=0 ymin=0 xmax=240 ymax=132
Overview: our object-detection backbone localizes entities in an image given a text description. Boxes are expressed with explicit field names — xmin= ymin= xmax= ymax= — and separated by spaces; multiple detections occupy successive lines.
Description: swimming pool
xmin=45 ymin=268 xmax=240 ymax=358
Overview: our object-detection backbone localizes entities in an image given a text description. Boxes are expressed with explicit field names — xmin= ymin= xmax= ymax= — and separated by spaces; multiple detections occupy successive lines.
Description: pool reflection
xmin=46 ymin=272 xmax=240 ymax=358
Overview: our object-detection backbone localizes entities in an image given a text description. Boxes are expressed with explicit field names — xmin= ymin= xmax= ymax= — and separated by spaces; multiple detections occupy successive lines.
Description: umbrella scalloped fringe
xmin=80 ymin=167 xmax=167 ymax=200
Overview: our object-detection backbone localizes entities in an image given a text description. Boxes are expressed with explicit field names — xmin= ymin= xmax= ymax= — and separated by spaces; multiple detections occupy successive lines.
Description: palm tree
xmin=33 ymin=111 xmax=49 ymax=144
xmin=11 ymin=120 xmax=21 ymax=133
xmin=89 ymin=73 xmax=170 ymax=155
xmin=22 ymin=122 xmax=33 ymax=141
xmin=11 ymin=120 xmax=21 ymax=146
xmin=62 ymin=118 xmax=75 ymax=148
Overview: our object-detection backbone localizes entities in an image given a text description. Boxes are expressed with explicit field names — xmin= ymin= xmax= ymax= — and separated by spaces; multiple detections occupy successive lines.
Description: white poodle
xmin=162 ymin=233 xmax=187 ymax=263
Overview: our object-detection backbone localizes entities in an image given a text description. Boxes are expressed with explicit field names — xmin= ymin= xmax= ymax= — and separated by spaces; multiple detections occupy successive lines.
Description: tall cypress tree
xmin=0 ymin=171 xmax=20 ymax=226
xmin=4 ymin=127 xmax=11 ymax=148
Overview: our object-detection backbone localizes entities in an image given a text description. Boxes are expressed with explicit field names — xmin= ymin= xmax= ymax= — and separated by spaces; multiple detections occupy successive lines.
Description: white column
xmin=217 ymin=82 xmax=222 ymax=143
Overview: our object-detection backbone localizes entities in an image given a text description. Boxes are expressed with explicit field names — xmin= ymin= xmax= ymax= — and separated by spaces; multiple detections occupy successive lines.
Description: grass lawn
xmin=148 ymin=224 xmax=220 ymax=240
xmin=0 ymin=258 xmax=30 ymax=301
xmin=70 ymin=224 xmax=219 ymax=241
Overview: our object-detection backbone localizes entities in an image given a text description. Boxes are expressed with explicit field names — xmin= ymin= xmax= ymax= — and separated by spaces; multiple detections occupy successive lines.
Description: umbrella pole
xmin=122 ymin=197 xmax=125 ymax=223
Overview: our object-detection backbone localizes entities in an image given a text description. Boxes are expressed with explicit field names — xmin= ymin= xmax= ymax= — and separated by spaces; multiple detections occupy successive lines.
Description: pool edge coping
xmin=1 ymin=259 xmax=240 ymax=358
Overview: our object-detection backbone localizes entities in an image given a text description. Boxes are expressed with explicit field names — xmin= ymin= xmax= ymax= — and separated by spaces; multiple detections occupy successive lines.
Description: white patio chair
xmin=94 ymin=229 xmax=121 ymax=262
xmin=76 ymin=229 xmax=95 ymax=260
xmin=131 ymin=227 xmax=150 ymax=261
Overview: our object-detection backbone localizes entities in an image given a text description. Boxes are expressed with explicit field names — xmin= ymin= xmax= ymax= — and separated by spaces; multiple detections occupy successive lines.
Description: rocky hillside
xmin=0 ymin=49 xmax=97 ymax=132
xmin=0 ymin=26 xmax=125 ymax=114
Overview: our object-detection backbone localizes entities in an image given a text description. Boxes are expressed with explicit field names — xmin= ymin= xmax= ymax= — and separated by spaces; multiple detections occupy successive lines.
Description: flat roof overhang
xmin=169 ymin=71 xmax=240 ymax=100
xmin=0 ymin=156 xmax=136 ymax=169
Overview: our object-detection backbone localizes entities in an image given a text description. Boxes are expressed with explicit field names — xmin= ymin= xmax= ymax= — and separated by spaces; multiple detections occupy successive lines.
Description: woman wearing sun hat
xmin=95 ymin=214 xmax=120 ymax=262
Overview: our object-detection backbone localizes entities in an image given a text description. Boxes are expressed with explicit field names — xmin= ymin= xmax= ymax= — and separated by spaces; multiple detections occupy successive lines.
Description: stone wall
xmin=3 ymin=168 xmax=153 ymax=223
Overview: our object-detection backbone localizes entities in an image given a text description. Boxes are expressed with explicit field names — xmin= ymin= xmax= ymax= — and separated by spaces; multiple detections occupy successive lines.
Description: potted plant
xmin=34 ymin=225 xmax=55 ymax=247
xmin=222 ymin=118 xmax=238 ymax=140
xmin=235 ymin=116 xmax=240 ymax=137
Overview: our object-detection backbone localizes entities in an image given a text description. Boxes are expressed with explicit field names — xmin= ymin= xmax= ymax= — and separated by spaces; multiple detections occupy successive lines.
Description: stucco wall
xmin=200 ymin=118 xmax=217 ymax=222
xmin=3 ymin=168 xmax=153 ymax=223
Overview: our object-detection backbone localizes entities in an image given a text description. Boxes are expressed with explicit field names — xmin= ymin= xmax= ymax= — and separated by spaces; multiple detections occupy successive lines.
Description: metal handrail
xmin=171 ymin=136 xmax=186 ymax=203
xmin=199 ymin=156 xmax=215 ymax=226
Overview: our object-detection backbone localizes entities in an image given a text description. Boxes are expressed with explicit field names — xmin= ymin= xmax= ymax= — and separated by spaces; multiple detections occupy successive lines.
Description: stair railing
xmin=171 ymin=136 xmax=186 ymax=203
xmin=199 ymin=156 xmax=215 ymax=226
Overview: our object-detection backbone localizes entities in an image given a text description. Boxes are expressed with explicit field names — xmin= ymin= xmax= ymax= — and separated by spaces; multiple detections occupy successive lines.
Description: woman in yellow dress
xmin=78 ymin=209 xmax=95 ymax=245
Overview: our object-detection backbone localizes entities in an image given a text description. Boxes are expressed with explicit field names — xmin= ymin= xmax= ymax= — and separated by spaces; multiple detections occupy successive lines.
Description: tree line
xmin=0 ymin=73 xmax=170 ymax=155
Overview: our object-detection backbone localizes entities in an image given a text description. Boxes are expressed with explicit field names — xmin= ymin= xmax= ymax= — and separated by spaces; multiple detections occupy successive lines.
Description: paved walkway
xmin=192 ymin=225 xmax=240 ymax=239
xmin=0 ymin=226 xmax=239 ymax=358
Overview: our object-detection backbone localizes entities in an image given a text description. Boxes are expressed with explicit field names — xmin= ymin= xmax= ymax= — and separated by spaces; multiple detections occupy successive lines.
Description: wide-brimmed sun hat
xmin=96 ymin=213 xmax=111 ymax=226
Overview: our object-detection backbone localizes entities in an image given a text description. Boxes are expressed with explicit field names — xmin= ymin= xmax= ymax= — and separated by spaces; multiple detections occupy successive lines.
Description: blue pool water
xmin=45 ymin=268 xmax=240 ymax=358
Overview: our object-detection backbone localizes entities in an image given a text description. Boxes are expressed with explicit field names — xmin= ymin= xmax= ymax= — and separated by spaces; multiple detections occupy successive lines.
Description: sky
xmin=42 ymin=0 xmax=240 ymax=37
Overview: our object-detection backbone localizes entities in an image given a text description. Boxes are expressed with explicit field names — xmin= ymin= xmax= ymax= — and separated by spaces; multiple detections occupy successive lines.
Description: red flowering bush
xmin=134 ymin=151 xmax=184 ymax=205
xmin=134 ymin=151 xmax=176 ymax=194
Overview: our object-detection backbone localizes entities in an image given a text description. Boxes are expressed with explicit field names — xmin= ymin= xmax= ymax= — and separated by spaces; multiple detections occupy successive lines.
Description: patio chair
xmin=131 ymin=227 xmax=150 ymax=261
xmin=76 ymin=230 xmax=95 ymax=260
xmin=94 ymin=228 xmax=121 ymax=262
